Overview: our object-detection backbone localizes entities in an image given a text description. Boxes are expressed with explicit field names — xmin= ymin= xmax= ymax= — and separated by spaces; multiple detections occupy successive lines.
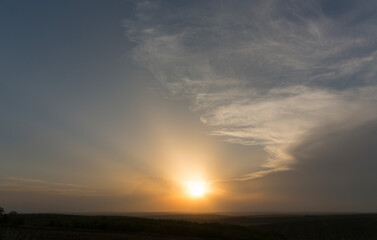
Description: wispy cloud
xmin=2 ymin=177 xmax=96 ymax=195
xmin=125 ymin=0 xmax=377 ymax=180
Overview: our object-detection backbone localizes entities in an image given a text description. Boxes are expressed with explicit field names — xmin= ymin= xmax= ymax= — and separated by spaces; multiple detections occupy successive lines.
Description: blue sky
xmin=1 ymin=0 xmax=377 ymax=212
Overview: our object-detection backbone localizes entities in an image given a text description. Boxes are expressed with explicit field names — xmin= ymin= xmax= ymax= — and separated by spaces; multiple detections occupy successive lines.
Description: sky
xmin=1 ymin=0 xmax=377 ymax=213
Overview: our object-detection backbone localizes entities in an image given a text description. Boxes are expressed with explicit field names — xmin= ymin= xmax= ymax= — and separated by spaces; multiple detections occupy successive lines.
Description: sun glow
xmin=186 ymin=181 xmax=208 ymax=198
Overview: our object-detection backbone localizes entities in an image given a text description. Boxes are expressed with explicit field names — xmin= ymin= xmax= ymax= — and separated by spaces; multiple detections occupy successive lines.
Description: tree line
xmin=0 ymin=207 xmax=24 ymax=226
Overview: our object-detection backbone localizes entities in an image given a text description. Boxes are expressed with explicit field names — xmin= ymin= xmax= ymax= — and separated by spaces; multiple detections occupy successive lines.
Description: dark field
xmin=0 ymin=213 xmax=284 ymax=240
xmin=150 ymin=213 xmax=377 ymax=240
xmin=1 ymin=213 xmax=377 ymax=240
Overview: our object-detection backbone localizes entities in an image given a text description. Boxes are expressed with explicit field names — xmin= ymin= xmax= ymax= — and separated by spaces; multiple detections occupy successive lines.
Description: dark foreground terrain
xmin=150 ymin=213 xmax=377 ymax=240
xmin=0 ymin=213 xmax=283 ymax=240
xmin=1 ymin=213 xmax=376 ymax=240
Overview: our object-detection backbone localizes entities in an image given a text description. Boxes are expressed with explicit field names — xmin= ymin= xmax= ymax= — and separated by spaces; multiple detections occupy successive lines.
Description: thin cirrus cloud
xmin=0 ymin=177 xmax=95 ymax=195
xmin=125 ymin=0 xmax=377 ymax=180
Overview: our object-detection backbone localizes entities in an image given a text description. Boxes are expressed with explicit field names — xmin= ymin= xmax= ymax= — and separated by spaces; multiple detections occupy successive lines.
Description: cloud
xmin=1 ymin=177 xmax=95 ymax=195
xmin=125 ymin=0 xmax=377 ymax=179
xmin=223 ymin=119 xmax=377 ymax=211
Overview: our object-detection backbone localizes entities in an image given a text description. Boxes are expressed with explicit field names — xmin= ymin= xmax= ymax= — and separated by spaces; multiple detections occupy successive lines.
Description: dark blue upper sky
xmin=1 ymin=0 xmax=132 ymax=111
xmin=1 ymin=1 xmax=140 ymax=155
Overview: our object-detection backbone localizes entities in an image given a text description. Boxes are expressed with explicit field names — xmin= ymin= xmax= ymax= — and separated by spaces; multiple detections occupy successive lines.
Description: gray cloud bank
xmin=125 ymin=1 xmax=377 ymax=182
xmin=213 ymin=120 xmax=377 ymax=211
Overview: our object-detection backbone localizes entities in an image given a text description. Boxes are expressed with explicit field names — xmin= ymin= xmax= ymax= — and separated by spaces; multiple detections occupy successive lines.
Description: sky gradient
xmin=1 ymin=0 xmax=377 ymax=213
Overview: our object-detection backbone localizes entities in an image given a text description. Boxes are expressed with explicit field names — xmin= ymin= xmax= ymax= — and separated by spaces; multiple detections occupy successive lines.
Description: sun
xmin=186 ymin=181 xmax=208 ymax=198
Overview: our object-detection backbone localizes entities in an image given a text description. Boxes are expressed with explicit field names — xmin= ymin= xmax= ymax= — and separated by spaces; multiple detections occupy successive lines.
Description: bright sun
xmin=186 ymin=181 xmax=208 ymax=198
